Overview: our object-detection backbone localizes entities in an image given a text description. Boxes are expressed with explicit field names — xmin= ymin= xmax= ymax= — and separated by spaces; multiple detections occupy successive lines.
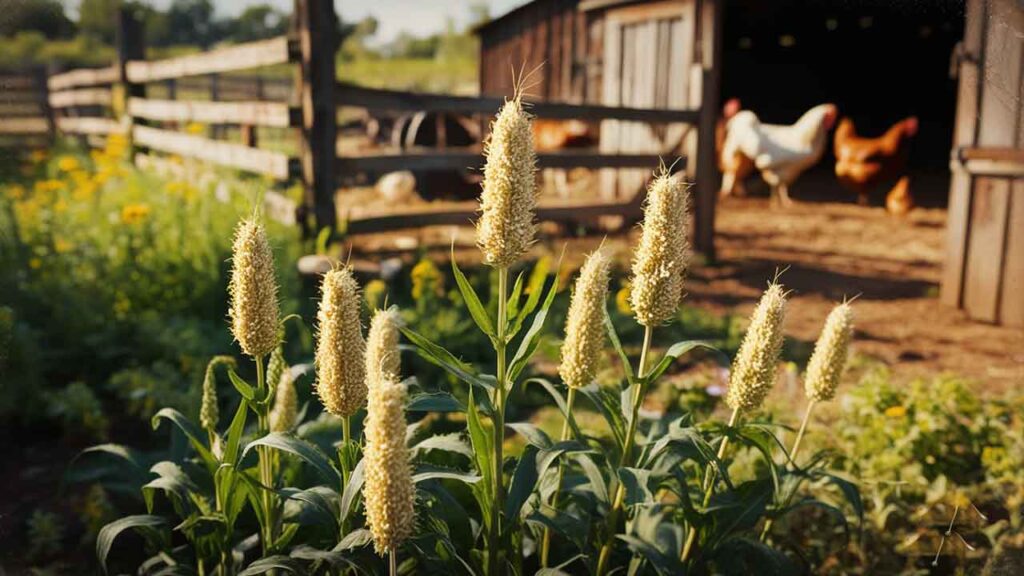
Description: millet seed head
xmin=477 ymin=97 xmax=538 ymax=268
xmin=314 ymin=266 xmax=367 ymax=418
xmin=363 ymin=374 xmax=416 ymax=555
xmin=229 ymin=217 xmax=280 ymax=358
xmin=559 ymin=248 xmax=611 ymax=389
xmin=630 ymin=170 xmax=691 ymax=327
xmin=726 ymin=281 xmax=788 ymax=413
xmin=366 ymin=306 xmax=403 ymax=387
xmin=804 ymin=302 xmax=854 ymax=403
xmin=200 ymin=356 xmax=235 ymax=432
xmin=270 ymin=368 xmax=298 ymax=433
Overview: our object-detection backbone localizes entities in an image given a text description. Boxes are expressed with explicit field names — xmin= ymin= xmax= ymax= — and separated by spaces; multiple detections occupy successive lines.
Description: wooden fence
xmin=0 ymin=66 xmax=53 ymax=148
xmin=3 ymin=0 xmax=717 ymax=256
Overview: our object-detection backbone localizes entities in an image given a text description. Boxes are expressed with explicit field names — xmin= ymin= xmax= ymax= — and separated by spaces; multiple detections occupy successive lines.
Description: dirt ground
xmin=697 ymin=195 xmax=1022 ymax=395
xmin=345 ymin=174 xmax=1023 ymax=395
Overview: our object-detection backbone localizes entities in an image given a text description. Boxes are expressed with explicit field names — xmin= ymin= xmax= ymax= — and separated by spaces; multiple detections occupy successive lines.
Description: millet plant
xmin=79 ymin=86 xmax=862 ymax=576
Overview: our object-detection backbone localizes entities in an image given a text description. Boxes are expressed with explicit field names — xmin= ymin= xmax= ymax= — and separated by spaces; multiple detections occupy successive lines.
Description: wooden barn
xmin=476 ymin=0 xmax=721 ymax=252
xmin=479 ymin=0 xmax=1023 ymax=327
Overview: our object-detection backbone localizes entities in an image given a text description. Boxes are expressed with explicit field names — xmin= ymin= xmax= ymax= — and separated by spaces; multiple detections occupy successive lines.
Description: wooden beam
xmin=0 ymin=117 xmax=50 ymax=135
xmin=295 ymin=0 xmax=339 ymax=234
xmin=57 ymin=117 xmax=124 ymax=135
xmin=128 ymin=98 xmax=295 ymax=127
xmin=693 ymin=0 xmax=722 ymax=260
xmin=0 ymin=103 xmax=46 ymax=117
xmin=134 ymin=152 xmax=296 ymax=225
xmin=132 ymin=124 xmax=293 ymax=179
xmin=345 ymin=197 xmax=644 ymax=235
xmin=0 ymin=75 xmax=41 ymax=90
xmin=49 ymin=89 xmax=113 ymax=108
xmin=338 ymin=148 xmax=681 ymax=173
xmin=48 ymin=66 xmax=118 ymax=91
xmin=960 ymin=146 xmax=1024 ymax=164
xmin=125 ymin=37 xmax=292 ymax=83
xmin=941 ymin=0 xmax=986 ymax=308
xmin=336 ymin=81 xmax=700 ymax=123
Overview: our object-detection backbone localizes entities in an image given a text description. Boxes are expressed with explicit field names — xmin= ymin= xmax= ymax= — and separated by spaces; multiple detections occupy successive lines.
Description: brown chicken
xmin=833 ymin=116 xmax=918 ymax=209
xmin=717 ymin=98 xmax=754 ymax=197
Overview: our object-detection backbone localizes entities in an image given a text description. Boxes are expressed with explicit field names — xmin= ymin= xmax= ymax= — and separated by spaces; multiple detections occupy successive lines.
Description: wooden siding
xmin=944 ymin=0 xmax=1024 ymax=327
xmin=478 ymin=0 xmax=588 ymax=102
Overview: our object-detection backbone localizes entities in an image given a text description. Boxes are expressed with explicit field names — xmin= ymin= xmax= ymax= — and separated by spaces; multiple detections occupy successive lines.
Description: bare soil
xmin=696 ymin=196 xmax=1022 ymax=395
xmin=345 ymin=179 xmax=1023 ymax=395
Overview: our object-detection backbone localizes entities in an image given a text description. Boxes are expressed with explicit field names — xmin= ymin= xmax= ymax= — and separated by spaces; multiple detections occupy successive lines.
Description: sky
xmin=67 ymin=0 xmax=530 ymax=45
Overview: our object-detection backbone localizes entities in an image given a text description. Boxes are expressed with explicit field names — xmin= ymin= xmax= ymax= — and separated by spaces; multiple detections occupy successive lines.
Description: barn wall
xmin=944 ymin=0 xmax=1024 ymax=328
xmin=478 ymin=0 xmax=590 ymax=102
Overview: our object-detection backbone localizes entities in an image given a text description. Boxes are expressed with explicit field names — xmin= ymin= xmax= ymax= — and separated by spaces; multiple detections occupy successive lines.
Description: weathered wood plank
xmin=335 ymin=82 xmax=699 ymax=123
xmin=345 ymin=196 xmax=645 ymax=235
xmin=0 ymin=103 xmax=46 ymax=117
xmin=295 ymin=0 xmax=340 ymax=234
xmin=125 ymin=37 xmax=292 ymax=83
xmin=132 ymin=125 xmax=292 ymax=179
xmin=694 ymin=0 xmax=722 ymax=258
xmin=48 ymin=66 xmax=118 ymax=91
xmin=133 ymin=152 xmax=296 ymax=225
xmin=49 ymin=88 xmax=113 ymax=108
xmin=962 ymin=177 xmax=1011 ymax=323
xmin=0 ymin=117 xmax=50 ymax=135
xmin=0 ymin=74 xmax=41 ymax=90
xmin=57 ymin=116 xmax=124 ymax=135
xmin=941 ymin=0 xmax=986 ymax=308
xmin=337 ymin=148 xmax=686 ymax=173
xmin=127 ymin=97 xmax=295 ymax=127
xmin=961 ymin=147 xmax=1024 ymax=163
xmin=1001 ymin=180 xmax=1024 ymax=327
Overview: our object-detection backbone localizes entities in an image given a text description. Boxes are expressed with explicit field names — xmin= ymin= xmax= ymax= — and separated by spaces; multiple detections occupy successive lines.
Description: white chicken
xmin=721 ymin=103 xmax=838 ymax=207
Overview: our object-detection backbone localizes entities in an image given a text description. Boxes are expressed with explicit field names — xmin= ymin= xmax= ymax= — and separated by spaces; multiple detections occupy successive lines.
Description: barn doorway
xmin=720 ymin=0 xmax=965 ymax=206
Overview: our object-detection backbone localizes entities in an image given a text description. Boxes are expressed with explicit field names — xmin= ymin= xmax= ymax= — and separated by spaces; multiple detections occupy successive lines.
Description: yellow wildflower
xmin=30 ymin=150 xmax=47 ymax=164
xmin=615 ymin=282 xmax=633 ymax=315
xmin=121 ymin=204 xmax=151 ymax=225
xmin=186 ymin=122 xmax=207 ymax=135
xmin=6 ymin=185 xmax=26 ymax=200
xmin=411 ymin=259 xmax=442 ymax=301
xmin=57 ymin=156 xmax=79 ymax=173
xmin=54 ymin=238 xmax=73 ymax=253
xmin=29 ymin=257 xmax=42 ymax=270
xmin=364 ymin=279 xmax=387 ymax=311
xmin=884 ymin=405 xmax=907 ymax=418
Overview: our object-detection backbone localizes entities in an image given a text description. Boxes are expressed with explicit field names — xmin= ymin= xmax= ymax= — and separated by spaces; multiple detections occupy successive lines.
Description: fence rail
xmin=337 ymin=148 xmax=685 ymax=173
xmin=336 ymin=82 xmax=700 ymax=123
xmin=48 ymin=65 xmax=118 ymax=91
xmin=132 ymin=125 xmax=293 ymax=179
xmin=125 ymin=37 xmax=293 ymax=83
xmin=49 ymin=89 xmax=113 ymax=108
xmin=128 ymin=98 xmax=297 ymax=127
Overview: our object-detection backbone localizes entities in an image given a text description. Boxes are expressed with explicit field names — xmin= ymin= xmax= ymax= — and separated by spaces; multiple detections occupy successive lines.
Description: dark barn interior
xmin=721 ymin=0 xmax=965 ymax=206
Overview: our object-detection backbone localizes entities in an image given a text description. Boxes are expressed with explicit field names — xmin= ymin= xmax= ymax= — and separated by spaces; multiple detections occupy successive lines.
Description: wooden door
xmin=943 ymin=0 xmax=1024 ymax=327
xmin=600 ymin=0 xmax=697 ymax=200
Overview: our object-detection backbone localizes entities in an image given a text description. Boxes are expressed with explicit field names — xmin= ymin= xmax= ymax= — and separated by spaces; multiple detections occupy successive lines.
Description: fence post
xmin=693 ymin=0 xmax=721 ymax=260
xmin=293 ymin=0 xmax=339 ymax=235
xmin=117 ymin=7 xmax=145 ymax=152
xmin=35 ymin=65 xmax=56 ymax=146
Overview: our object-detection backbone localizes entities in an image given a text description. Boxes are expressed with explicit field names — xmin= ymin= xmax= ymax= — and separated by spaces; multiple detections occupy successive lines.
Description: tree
xmin=77 ymin=0 xmax=121 ymax=43
xmin=0 ymin=0 xmax=75 ymax=39
xmin=165 ymin=0 xmax=217 ymax=48
xmin=231 ymin=4 xmax=288 ymax=42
